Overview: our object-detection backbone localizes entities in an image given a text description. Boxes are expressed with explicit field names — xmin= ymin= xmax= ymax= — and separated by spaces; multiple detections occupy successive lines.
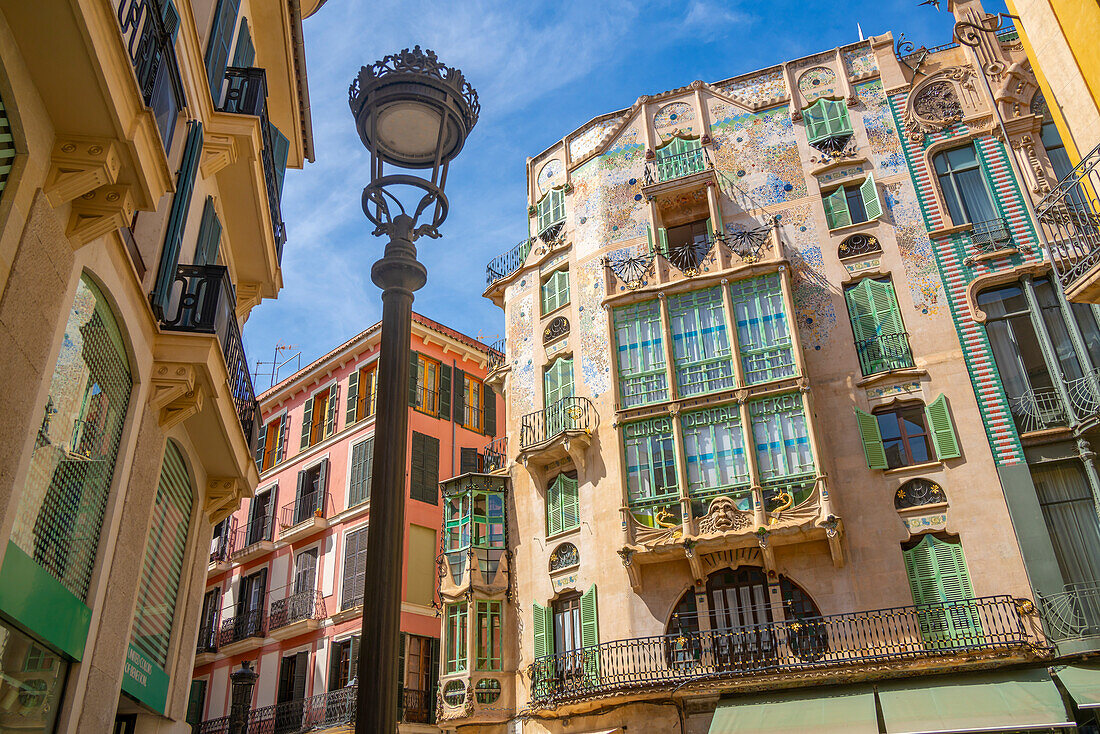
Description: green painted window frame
xmin=729 ymin=273 xmax=797 ymax=385
xmin=444 ymin=492 xmax=471 ymax=553
xmin=822 ymin=174 xmax=882 ymax=230
xmin=654 ymin=136 xmax=706 ymax=181
xmin=472 ymin=489 xmax=505 ymax=550
xmin=843 ymin=277 xmax=913 ymax=375
xmin=532 ymin=600 xmax=553 ymax=659
xmin=668 ymin=286 xmax=735 ymax=397
xmin=748 ymin=393 xmax=814 ymax=489
xmin=613 ymin=299 xmax=668 ymax=408
xmin=902 ymin=534 xmax=982 ymax=646
xmin=536 ymin=189 xmax=566 ymax=234
xmin=622 ymin=416 xmax=679 ymax=510
xmin=546 ymin=473 xmax=580 ymax=536
xmin=444 ymin=602 xmax=468 ymax=674
xmin=410 ymin=431 xmax=440 ymax=505
xmin=803 ymin=98 xmax=853 ymax=144
xmin=475 ymin=600 xmax=503 ymax=671
xmin=541 ymin=269 xmax=570 ymax=315
xmin=681 ymin=405 xmax=750 ymax=508
xmin=348 ymin=437 xmax=374 ymax=508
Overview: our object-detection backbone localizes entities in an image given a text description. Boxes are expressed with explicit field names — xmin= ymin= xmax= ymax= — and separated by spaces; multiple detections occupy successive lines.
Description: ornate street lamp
xmin=228 ymin=661 xmax=258 ymax=734
xmin=348 ymin=46 xmax=478 ymax=733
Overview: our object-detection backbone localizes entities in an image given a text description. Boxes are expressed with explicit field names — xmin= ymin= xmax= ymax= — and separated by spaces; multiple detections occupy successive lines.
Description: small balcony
xmin=194 ymin=623 xmax=219 ymax=666
xmin=965 ymin=216 xmax=1014 ymax=258
xmin=526 ymin=595 xmax=1039 ymax=710
xmin=854 ymin=333 xmax=915 ymax=377
xmin=1009 ymin=370 xmax=1100 ymax=435
xmin=159 ymin=264 xmax=259 ymax=452
xmin=116 ymin=0 xmax=185 ymax=153
xmin=269 ymin=590 xmax=327 ymax=640
xmin=485 ymin=337 xmax=507 ymax=390
xmin=1038 ymin=141 xmax=1100 ymax=303
xmin=485 ymin=238 xmax=533 ymax=289
xmin=483 ymin=436 xmax=508 ymax=473
xmin=231 ymin=517 xmax=275 ymax=564
xmin=217 ymin=607 xmax=267 ymax=656
xmin=644 ymin=145 xmax=710 ymax=186
xmin=519 ymin=396 xmax=598 ymax=471
xmin=1038 ymin=581 xmax=1100 ymax=656
xmin=278 ymin=490 xmax=333 ymax=544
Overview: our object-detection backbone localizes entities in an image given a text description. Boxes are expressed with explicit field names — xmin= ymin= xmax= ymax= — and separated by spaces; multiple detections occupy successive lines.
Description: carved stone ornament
xmin=697 ymin=496 xmax=752 ymax=534
xmin=904 ymin=68 xmax=977 ymax=142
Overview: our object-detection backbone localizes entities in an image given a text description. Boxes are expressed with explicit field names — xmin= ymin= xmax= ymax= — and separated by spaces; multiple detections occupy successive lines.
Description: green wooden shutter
xmin=194 ymin=197 xmax=222 ymax=265
xmin=440 ymin=364 xmax=452 ymax=421
xmin=410 ymin=432 xmax=425 ymax=501
xmin=844 ymin=280 xmax=877 ymax=344
xmin=328 ymin=641 xmax=342 ymax=691
xmin=867 ymin=279 xmax=905 ymax=336
xmin=860 ymin=174 xmax=883 ymax=221
xmin=658 ymin=227 xmax=669 ymax=255
xmin=300 ymin=397 xmax=313 ymax=449
xmin=561 ymin=474 xmax=579 ymax=532
xmin=646 ymin=224 xmax=655 ymax=254
xmin=826 ymin=100 xmax=852 ymax=136
xmin=346 ymin=369 xmax=359 ymax=425
xmin=324 ymin=383 xmax=339 ymax=436
xmin=925 ymin=394 xmax=961 ymax=460
xmin=532 ymin=601 xmax=550 ymax=659
xmin=186 ymin=680 xmax=206 ymax=727
xmin=854 ymin=407 xmax=887 ymax=469
xmin=460 ymin=448 xmax=480 ymax=474
xmin=397 ymin=632 xmax=406 ymax=719
xmin=903 ymin=536 xmax=979 ymax=645
xmin=804 ymin=100 xmax=827 ymax=142
xmin=276 ymin=413 xmax=289 ymax=463
xmin=823 ymin=186 xmax=851 ymax=229
xmin=408 ymin=352 xmax=419 ymax=406
xmin=268 ymin=122 xmax=290 ymax=198
xmin=230 ymin=18 xmax=254 ymax=67
xmin=254 ymin=422 xmax=266 ymax=468
xmin=580 ymin=585 xmax=600 ymax=687
xmin=152 ymin=121 xmax=203 ymax=317
xmin=204 ymin=0 xmax=241 ymax=101
xmin=484 ymin=384 xmax=496 ymax=436
xmin=547 ymin=475 xmax=562 ymax=535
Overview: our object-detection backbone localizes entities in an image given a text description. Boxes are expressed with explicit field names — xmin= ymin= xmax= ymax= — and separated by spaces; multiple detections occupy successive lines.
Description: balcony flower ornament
xmin=645 ymin=148 xmax=655 ymax=161
xmin=528 ymin=204 xmax=538 ymax=216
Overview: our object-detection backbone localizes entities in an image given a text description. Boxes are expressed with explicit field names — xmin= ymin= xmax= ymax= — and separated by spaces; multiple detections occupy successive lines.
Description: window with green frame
xmin=749 ymin=393 xmax=815 ymax=505
xmin=541 ymin=269 xmax=570 ymax=315
xmin=475 ymin=600 xmax=503 ymax=671
xmin=843 ymin=277 xmax=914 ymax=376
xmin=902 ymin=534 xmax=982 ymax=646
xmin=622 ymin=416 xmax=678 ymax=520
xmin=855 ymin=394 xmax=961 ymax=470
xmin=822 ymin=175 xmax=882 ymax=230
xmin=444 ymin=602 xmax=468 ymax=674
xmin=613 ymin=300 xmax=668 ymax=408
xmin=668 ymin=287 xmax=735 ymax=397
xmin=472 ymin=489 xmax=506 ymax=577
xmin=653 ymin=136 xmax=706 ymax=182
xmin=546 ymin=472 xmax=580 ymax=536
xmin=682 ymin=405 xmax=750 ymax=514
xmin=443 ymin=492 xmax=471 ymax=584
xmin=803 ymin=98 xmax=853 ymax=151
xmin=729 ymin=273 xmax=797 ymax=385
xmin=536 ymin=189 xmax=566 ymax=234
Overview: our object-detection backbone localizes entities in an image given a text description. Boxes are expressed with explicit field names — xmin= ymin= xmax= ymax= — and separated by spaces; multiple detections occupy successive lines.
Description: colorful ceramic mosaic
xmin=817 ymin=164 xmax=867 ymax=185
xmin=507 ymin=293 xmax=536 ymax=415
xmin=575 ymin=258 xmax=611 ymax=397
xmin=774 ymin=203 xmax=835 ymax=351
xmin=856 ymin=80 xmax=905 ymax=177
xmin=866 ymin=381 xmax=922 ymax=400
xmin=843 ymin=46 xmax=878 ymax=79
xmin=844 ymin=257 xmax=881 ymax=275
xmin=797 ymin=66 xmax=839 ymax=103
xmin=903 ymin=514 xmax=948 ymax=533
xmin=719 ymin=69 xmax=786 ymax=106
xmin=710 ymin=107 xmax=807 ymax=206
xmin=884 ymin=181 xmax=942 ymax=315
xmin=569 ymin=116 xmax=624 ymax=162
xmin=571 ymin=125 xmax=646 ymax=259
xmin=653 ymin=101 xmax=696 ymax=142
xmin=537 ymin=158 xmax=565 ymax=195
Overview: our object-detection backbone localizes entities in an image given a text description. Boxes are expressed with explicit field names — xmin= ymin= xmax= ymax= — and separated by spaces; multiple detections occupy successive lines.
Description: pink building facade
xmin=190 ymin=313 xmax=503 ymax=732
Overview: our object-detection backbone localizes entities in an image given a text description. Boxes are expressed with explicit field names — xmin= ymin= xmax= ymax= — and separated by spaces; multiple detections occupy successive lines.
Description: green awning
xmin=709 ymin=685 xmax=878 ymax=734
xmin=1054 ymin=664 xmax=1100 ymax=709
xmin=878 ymin=668 xmax=1072 ymax=733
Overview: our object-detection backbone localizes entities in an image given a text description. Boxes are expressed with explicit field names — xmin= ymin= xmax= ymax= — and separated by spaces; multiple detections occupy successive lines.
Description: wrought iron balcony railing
xmin=278 ymin=490 xmax=333 ymax=531
xmin=968 ymin=216 xmax=1013 ymax=253
xmin=1037 ymin=141 xmax=1100 ymax=294
xmin=486 ymin=338 xmax=506 ymax=372
xmin=196 ymin=624 xmax=218 ymax=655
xmin=528 ymin=595 xmax=1034 ymax=708
xmin=1008 ymin=386 xmax=1069 ymax=434
xmin=217 ymin=67 xmax=287 ymax=258
xmin=1066 ymin=368 xmax=1100 ymax=422
xmin=644 ymin=146 xmax=710 ymax=185
xmin=486 ymin=238 xmax=533 ymax=286
xmin=854 ymin=332 xmax=915 ymax=376
xmin=1038 ymin=581 xmax=1100 ymax=643
xmin=520 ymin=396 xmax=598 ymax=450
xmin=269 ymin=590 xmax=326 ymax=631
xmin=233 ymin=515 xmax=275 ymax=556
xmin=483 ymin=436 xmax=507 ymax=472
xmin=402 ymin=688 xmax=432 ymax=724
xmin=217 ymin=606 xmax=266 ymax=647
xmin=210 ymin=516 xmax=237 ymax=564
xmin=116 ymin=0 xmax=185 ymax=151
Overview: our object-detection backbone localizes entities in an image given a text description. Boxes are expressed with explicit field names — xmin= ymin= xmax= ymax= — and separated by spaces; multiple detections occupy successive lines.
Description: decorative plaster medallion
xmin=903 ymin=513 xmax=948 ymax=533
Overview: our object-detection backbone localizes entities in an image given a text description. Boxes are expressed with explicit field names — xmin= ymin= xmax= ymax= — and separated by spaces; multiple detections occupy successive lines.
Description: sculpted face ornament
xmin=698 ymin=496 xmax=750 ymax=534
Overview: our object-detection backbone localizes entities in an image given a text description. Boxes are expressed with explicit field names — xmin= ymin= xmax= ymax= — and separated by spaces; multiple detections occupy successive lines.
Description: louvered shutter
xmin=867 ymin=279 xmax=905 ymax=336
xmin=925 ymin=394 xmax=961 ymax=460
xmin=152 ymin=121 xmax=203 ymax=316
xmin=265 ymin=489 xmax=276 ymax=539
xmin=318 ymin=458 xmax=329 ymax=506
xmin=647 ymin=224 xmax=655 ymax=255
xmin=254 ymin=423 xmax=266 ymax=468
xmin=194 ymin=197 xmax=222 ymax=265
xmin=561 ymin=474 xmax=580 ymax=532
xmin=904 ymin=536 xmax=950 ymax=646
xmin=439 ymin=364 xmax=452 ymax=421
xmin=328 ymin=641 xmax=342 ymax=691
xmin=658 ymin=227 xmax=670 ymax=255
xmin=580 ymin=585 xmax=600 ymax=686
xmin=546 ymin=476 xmax=563 ymax=536
xmin=295 ymin=548 xmax=317 ymax=594
xmin=823 ymin=186 xmax=851 ymax=229
xmin=410 ymin=432 xmax=425 ymax=502
xmin=861 ymin=174 xmax=883 ymax=220
xmin=397 ymin=632 xmax=406 ymax=719
xmin=484 ymin=384 xmax=496 ymax=436
xmin=324 ymin=384 xmax=339 ymax=437
xmin=460 ymin=448 xmax=479 ymax=474
xmin=186 ymin=680 xmax=206 ymax=727
xmin=804 ymin=100 xmax=826 ymax=142
xmin=295 ymin=470 xmax=307 ymax=522
xmin=844 ymin=280 xmax=877 ymax=344
xmin=408 ymin=352 xmax=419 ymax=406
xmin=351 ymin=636 xmax=361 ymax=680
xmin=230 ymin=17 xmax=253 ymax=67
xmin=854 ymin=407 xmax=888 ymax=469
xmin=363 ymin=438 xmax=375 ymax=504
xmin=825 ymin=100 xmax=852 ymax=136
xmin=428 ymin=639 xmax=440 ymax=725
xmin=532 ymin=601 xmax=550 ymax=659
xmin=276 ymin=413 xmax=289 ymax=463
xmin=452 ymin=369 xmax=464 ymax=426
xmin=268 ymin=123 xmax=290 ymax=197
xmin=425 ymin=436 xmax=440 ymax=504
xmin=346 ymin=369 xmax=359 ymax=425
xmin=204 ymin=0 xmax=240 ymax=102
xmin=300 ymin=397 xmax=313 ymax=449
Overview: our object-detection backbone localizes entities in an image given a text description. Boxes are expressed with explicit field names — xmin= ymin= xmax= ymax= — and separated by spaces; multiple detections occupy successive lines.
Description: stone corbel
xmin=685 ymin=540 xmax=705 ymax=582
xmin=563 ymin=435 xmax=589 ymax=473
xmin=235 ymin=281 xmax=264 ymax=321
xmin=521 ymin=456 xmax=546 ymax=490
xmin=206 ymin=477 xmax=243 ymax=524
xmin=44 ymin=137 xmax=121 ymax=207
xmin=822 ymin=516 xmax=845 ymax=568
xmin=200 ymin=133 xmax=238 ymax=178
xmin=150 ymin=362 xmax=204 ymax=429
xmin=67 ymin=184 xmax=135 ymax=247
xmin=617 ymin=548 xmax=641 ymax=590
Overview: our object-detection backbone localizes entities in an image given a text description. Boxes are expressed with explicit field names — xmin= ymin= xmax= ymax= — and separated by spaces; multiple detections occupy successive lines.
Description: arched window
xmin=895 ymin=478 xmax=946 ymax=510
xmin=15 ymin=275 xmax=132 ymax=602
xmin=548 ymin=542 xmax=579 ymax=571
xmin=536 ymin=189 xmax=565 ymax=235
xmin=837 ymin=233 xmax=881 ymax=260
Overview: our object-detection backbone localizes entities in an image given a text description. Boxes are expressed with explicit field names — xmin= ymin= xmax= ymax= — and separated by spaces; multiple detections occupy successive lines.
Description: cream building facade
xmin=0 ymin=0 xmax=321 ymax=731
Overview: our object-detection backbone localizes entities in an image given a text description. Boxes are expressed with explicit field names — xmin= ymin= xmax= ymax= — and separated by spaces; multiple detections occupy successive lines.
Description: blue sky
xmin=243 ymin=0 xmax=1007 ymax=390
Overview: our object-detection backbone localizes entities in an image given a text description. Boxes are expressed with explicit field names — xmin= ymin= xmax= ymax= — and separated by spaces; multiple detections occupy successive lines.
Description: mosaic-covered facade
xmin=447 ymin=1 xmax=1100 ymax=731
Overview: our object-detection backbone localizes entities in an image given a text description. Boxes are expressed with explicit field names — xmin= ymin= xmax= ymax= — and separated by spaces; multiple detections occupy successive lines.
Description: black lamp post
xmin=228 ymin=661 xmax=258 ymax=734
xmin=348 ymin=46 xmax=478 ymax=734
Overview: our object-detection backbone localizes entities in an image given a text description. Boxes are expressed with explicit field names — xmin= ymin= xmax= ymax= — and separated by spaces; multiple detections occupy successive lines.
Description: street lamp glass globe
xmin=375 ymin=101 xmax=444 ymax=161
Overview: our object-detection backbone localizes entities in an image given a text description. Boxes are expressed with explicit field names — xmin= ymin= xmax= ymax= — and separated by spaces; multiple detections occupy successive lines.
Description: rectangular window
xmin=415 ymin=355 xmax=441 ymax=416
xmin=552 ymin=594 xmax=582 ymax=659
xmin=341 ymin=527 xmax=368 ymax=610
xmin=804 ymin=98 xmax=853 ymax=144
xmin=293 ymin=460 xmax=327 ymax=524
xmin=541 ymin=269 xmax=570 ymax=315
xmin=348 ymin=438 xmax=374 ymax=508
xmin=406 ymin=525 xmax=437 ymax=608
xmin=445 ymin=603 xmax=468 ymax=674
xmin=729 ymin=274 xmax=796 ymax=385
xmin=823 ymin=174 xmax=882 ymax=229
xmin=346 ymin=363 xmax=377 ymax=426
xmin=749 ymin=393 xmax=814 ymax=487
xmin=933 ymin=144 xmax=998 ymax=225
xmin=856 ymin=393 xmax=959 ymax=469
xmin=668 ymin=286 xmax=735 ymax=397
xmin=476 ymin=600 xmax=503 ymax=671
xmin=410 ymin=432 xmax=440 ymax=504
xmin=682 ymin=405 xmax=750 ymax=511
xmin=613 ymin=300 xmax=668 ymax=408
xmin=300 ymin=383 xmax=338 ymax=450
xmin=1032 ymin=461 xmax=1100 ymax=586
xmin=876 ymin=405 xmax=933 ymax=469
xmin=844 ymin=277 xmax=913 ymax=376
xmin=622 ymin=416 xmax=678 ymax=510
xmin=329 ymin=636 xmax=359 ymax=690
xmin=463 ymin=375 xmax=484 ymax=432
xmin=246 ymin=489 xmax=274 ymax=544
xmin=255 ymin=413 xmax=287 ymax=471
xmin=537 ymin=189 xmax=566 ymax=234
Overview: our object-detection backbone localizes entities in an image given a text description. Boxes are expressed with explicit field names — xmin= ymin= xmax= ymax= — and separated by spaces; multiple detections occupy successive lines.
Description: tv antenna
xmin=254 ymin=342 xmax=302 ymax=390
